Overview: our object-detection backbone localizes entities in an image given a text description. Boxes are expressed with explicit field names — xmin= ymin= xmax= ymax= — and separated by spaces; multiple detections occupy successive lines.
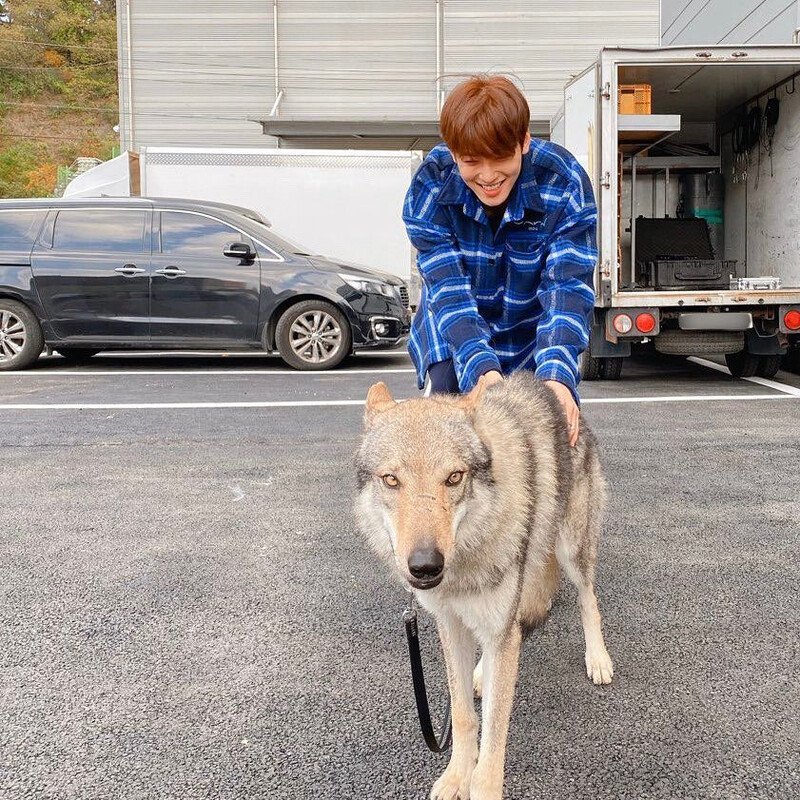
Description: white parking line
xmin=0 ymin=393 xmax=795 ymax=411
xmin=4 ymin=368 xmax=417 ymax=377
xmin=39 ymin=350 xmax=412 ymax=359
xmin=688 ymin=356 xmax=800 ymax=397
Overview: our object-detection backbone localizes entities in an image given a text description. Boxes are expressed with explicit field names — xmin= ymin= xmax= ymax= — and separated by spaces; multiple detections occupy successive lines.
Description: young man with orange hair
xmin=404 ymin=75 xmax=597 ymax=445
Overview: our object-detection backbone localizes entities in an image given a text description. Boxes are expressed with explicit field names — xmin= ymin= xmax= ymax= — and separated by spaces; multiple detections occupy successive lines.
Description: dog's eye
xmin=381 ymin=474 xmax=399 ymax=488
xmin=445 ymin=471 xmax=464 ymax=486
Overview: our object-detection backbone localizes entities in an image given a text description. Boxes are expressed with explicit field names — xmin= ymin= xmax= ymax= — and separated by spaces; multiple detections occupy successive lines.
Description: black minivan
xmin=0 ymin=197 xmax=411 ymax=370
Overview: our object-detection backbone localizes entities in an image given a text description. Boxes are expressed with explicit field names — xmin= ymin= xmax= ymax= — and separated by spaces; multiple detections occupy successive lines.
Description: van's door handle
xmin=115 ymin=264 xmax=145 ymax=276
xmin=155 ymin=266 xmax=187 ymax=277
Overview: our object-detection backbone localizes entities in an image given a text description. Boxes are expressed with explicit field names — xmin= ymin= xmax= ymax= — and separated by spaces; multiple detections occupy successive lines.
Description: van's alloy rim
xmin=0 ymin=311 xmax=25 ymax=361
xmin=290 ymin=311 xmax=342 ymax=363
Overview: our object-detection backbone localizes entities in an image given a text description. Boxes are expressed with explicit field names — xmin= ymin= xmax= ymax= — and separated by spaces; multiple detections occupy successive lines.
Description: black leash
xmin=403 ymin=595 xmax=452 ymax=753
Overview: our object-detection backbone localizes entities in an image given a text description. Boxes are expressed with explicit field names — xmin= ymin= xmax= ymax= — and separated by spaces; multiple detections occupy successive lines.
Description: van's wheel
xmin=58 ymin=348 xmax=100 ymax=363
xmin=275 ymin=299 xmax=351 ymax=371
xmin=725 ymin=349 xmax=760 ymax=378
xmin=579 ymin=348 xmax=602 ymax=381
xmin=600 ymin=357 xmax=624 ymax=380
xmin=756 ymin=354 xmax=782 ymax=378
xmin=0 ymin=299 xmax=44 ymax=371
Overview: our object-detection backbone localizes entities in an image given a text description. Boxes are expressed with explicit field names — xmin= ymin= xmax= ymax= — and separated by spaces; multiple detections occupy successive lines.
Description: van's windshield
xmin=245 ymin=218 xmax=316 ymax=257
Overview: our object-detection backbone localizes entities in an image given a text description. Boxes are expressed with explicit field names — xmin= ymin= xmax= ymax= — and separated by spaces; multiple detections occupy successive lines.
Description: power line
xmin=0 ymin=131 xmax=112 ymax=141
xmin=0 ymin=37 xmax=117 ymax=52
xmin=665 ymin=0 xmax=714 ymax=45
xmin=717 ymin=0 xmax=772 ymax=43
xmin=661 ymin=1 xmax=695 ymax=39
xmin=744 ymin=0 xmax=797 ymax=42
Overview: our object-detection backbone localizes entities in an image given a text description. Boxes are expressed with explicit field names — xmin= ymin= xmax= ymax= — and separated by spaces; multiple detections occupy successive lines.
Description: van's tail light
xmin=613 ymin=314 xmax=633 ymax=334
xmin=635 ymin=313 xmax=656 ymax=333
xmin=784 ymin=309 xmax=800 ymax=331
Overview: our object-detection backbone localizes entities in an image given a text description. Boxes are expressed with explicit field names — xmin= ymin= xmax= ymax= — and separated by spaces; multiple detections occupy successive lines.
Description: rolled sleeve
xmin=533 ymin=169 xmax=598 ymax=403
xmin=403 ymin=177 xmax=500 ymax=391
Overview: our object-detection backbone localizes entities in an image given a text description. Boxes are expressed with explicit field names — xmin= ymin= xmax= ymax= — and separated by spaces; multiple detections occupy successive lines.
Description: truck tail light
xmin=613 ymin=313 xmax=633 ymax=334
xmin=784 ymin=309 xmax=800 ymax=331
xmin=635 ymin=312 xmax=656 ymax=333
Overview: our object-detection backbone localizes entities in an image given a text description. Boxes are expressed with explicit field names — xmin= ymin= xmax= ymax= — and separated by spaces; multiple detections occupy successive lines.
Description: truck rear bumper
xmin=611 ymin=289 xmax=800 ymax=308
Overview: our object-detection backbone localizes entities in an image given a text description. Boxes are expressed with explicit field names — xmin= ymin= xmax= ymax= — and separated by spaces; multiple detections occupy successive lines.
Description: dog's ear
xmin=459 ymin=374 xmax=487 ymax=417
xmin=364 ymin=382 xmax=397 ymax=425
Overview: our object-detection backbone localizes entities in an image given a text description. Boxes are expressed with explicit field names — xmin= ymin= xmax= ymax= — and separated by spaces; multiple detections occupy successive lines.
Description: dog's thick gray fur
xmin=354 ymin=371 xmax=613 ymax=800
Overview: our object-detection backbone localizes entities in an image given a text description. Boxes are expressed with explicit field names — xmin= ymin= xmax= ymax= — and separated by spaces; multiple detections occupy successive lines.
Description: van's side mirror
xmin=223 ymin=242 xmax=255 ymax=261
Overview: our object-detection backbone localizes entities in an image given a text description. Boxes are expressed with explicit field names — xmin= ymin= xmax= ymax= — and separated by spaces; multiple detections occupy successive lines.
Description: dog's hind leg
xmin=556 ymin=491 xmax=614 ymax=685
xmin=431 ymin=614 xmax=478 ymax=800
xmin=470 ymin=623 xmax=522 ymax=800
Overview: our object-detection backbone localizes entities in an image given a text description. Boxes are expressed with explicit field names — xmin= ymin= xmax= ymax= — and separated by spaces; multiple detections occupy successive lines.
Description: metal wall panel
xmin=443 ymin=1 xmax=660 ymax=121
xmin=121 ymin=1 xmax=277 ymax=150
xmin=120 ymin=1 xmax=660 ymax=150
xmin=278 ymin=0 xmax=437 ymax=120
xmin=662 ymin=0 xmax=800 ymax=45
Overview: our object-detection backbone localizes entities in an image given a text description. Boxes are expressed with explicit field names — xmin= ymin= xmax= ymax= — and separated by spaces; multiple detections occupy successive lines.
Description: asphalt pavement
xmin=1 ymin=349 xmax=798 ymax=800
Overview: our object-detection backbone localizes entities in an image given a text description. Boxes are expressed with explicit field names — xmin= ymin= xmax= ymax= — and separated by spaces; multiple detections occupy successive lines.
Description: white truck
xmin=64 ymin=147 xmax=422 ymax=301
xmin=551 ymin=46 xmax=800 ymax=379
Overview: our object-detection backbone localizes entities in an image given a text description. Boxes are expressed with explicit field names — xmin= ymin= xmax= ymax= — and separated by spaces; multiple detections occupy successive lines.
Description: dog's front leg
xmin=470 ymin=623 xmax=522 ymax=800
xmin=430 ymin=613 xmax=478 ymax=800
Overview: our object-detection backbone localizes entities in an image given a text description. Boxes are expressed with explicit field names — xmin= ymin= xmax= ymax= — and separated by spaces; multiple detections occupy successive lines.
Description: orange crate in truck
xmin=618 ymin=84 xmax=651 ymax=114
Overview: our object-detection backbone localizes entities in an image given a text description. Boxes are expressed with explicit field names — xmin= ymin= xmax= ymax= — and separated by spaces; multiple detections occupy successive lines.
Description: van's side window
xmin=160 ymin=212 xmax=252 ymax=257
xmin=0 ymin=210 xmax=47 ymax=247
xmin=53 ymin=210 xmax=147 ymax=253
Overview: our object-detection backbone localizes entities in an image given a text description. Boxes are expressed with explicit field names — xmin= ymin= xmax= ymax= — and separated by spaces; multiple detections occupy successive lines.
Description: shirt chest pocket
xmin=504 ymin=232 xmax=549 ymax=273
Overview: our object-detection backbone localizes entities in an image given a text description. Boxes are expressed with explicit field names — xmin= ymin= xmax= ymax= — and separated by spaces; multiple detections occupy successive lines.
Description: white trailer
xmin=64 ymin=147 xmax=422 ymax=300
xmin=552 ymin=46 xmax=800 ymax=378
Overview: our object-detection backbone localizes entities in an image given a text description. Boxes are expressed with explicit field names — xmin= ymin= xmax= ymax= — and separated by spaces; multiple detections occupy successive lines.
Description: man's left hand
xmin=543 ymin=380 xmax=579 ymax=447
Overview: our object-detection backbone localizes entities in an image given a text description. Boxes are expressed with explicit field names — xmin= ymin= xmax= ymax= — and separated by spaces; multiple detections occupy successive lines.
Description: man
xmin=403 ymin=75 xmax=597 ymax=446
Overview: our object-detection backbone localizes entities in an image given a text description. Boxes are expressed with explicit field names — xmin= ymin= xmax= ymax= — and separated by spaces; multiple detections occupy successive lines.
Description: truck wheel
xmin=783 ymin=348 xmax=800 ymax=374
xmin=756 ymin=354 xmax=782 ymax=378
xmin=58 ymin=348 xmax=100 ymax=363
xmin=0 ymin=299 xmax=44 ymax=371
xmin=275 ymin=299 xmax=351 ymax=371
xmin=600 ymin=357 xmax=624 ymax=380
xmin=579 ymin=348 xmax=602 ymax=381
xmin=725 ymin=349 xmax=760 ymax=378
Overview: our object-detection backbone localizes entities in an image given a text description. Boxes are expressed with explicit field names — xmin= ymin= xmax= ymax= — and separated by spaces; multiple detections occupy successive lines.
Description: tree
xmin=0 ymin=0 xmax=117 ymax=100
xmin=0 ymin=1 xmax=118 ymax=197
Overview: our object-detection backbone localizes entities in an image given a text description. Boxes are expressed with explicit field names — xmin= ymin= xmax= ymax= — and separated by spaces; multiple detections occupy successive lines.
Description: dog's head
xmin=354 ymin=376 xmax=494 ymax=591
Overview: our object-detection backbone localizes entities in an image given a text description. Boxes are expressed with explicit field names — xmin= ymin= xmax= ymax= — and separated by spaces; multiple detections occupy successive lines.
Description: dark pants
xmin=425 ymin=359 xmax=460 ymax=395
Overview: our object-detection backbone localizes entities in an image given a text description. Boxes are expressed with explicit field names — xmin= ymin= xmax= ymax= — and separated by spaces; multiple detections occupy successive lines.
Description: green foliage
xmin=0 ymin=1 xmax=118 ymax=197
xmin=0 ymin=0 xmax=117 ymax=100
xmin=0 ymin=140 xmax=47 ymax=196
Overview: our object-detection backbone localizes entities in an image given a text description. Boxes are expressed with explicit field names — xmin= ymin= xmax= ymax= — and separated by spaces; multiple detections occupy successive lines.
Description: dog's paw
xmin=469 ymin=764 xmax=503 ymax=800
xmin=585 ymin=645 xmax=614 ymax=685
xmin=472 ymin=657 xmax=483 ymax=699
xmin=431 ymin=764 xmax=472 ymax=800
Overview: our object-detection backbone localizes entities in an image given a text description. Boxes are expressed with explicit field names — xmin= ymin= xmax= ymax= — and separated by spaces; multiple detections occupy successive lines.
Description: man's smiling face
xmin=453 ymin=132 xmax=531 ymax=207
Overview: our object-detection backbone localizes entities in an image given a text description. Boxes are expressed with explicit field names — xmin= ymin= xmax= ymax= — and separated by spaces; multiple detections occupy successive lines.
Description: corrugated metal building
xmin=117 ymin=1 xmax=660 ymax=151
xmin=661 ymin=0 xmax=800 ymax=46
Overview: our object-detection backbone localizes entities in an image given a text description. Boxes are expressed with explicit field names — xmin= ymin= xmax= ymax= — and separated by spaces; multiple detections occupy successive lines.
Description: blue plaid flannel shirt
xmin=403 ymin=139 xmax=598 ymax=404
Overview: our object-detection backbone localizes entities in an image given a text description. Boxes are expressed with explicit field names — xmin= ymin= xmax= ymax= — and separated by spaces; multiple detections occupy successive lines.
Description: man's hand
xmin=544 ymin=380 xmax=579 ymax=447
xmin=482 ymin=370 xmax=504 ymax=387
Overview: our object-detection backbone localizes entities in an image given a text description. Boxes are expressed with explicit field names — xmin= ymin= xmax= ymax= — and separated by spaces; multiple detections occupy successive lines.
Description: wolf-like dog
xmin=354 ymin=371 xmax=613 ymax=800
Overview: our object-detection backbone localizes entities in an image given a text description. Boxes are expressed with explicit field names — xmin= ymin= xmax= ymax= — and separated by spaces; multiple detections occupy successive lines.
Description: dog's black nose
xmin=408 ymin=546 xmax=444 ymax=580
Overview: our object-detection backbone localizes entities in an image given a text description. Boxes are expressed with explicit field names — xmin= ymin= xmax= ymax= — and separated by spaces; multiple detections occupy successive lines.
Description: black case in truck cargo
xmin=634 ymin=217 xmax=735 ymax=290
